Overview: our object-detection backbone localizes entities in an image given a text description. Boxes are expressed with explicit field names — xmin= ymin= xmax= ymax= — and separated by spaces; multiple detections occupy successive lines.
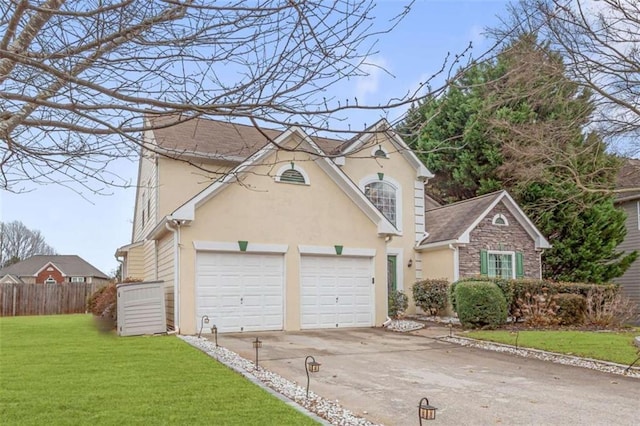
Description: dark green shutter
xmin=480 ymin=250 xmax=488 ymax=275
xmin=515 ymin=252 xmax=524 ymax=278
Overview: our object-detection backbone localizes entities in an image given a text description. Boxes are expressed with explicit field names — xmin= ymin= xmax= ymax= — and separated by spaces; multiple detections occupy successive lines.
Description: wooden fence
xmin=0 ymin=283 xmax=107 ymax=317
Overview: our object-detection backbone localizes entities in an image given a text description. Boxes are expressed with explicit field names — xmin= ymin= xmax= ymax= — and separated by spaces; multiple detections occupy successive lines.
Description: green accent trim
xmin=290 ymin=161 xmax=295 ymax=169
xmin=387 ymin=255 xmax=397 ymax=293
xmin=515 ymin=252 xmax=524 ymax=278
xmin=334 ymin=245 xmax=343 ymax=255
xmin=238 ymin=241 xmax=248 ymax=252
xmin=377 ymin=172 xmax=384 ymax=181
xmin=480 ymin=250 xmax=488 ymax=275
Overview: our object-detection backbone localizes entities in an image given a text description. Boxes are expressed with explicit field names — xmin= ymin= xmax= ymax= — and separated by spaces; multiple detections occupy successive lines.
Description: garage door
xmin=300 ymin=255 xmax=374 ymax=329
xmin=196 ymin=252 xmax=284 ymax=333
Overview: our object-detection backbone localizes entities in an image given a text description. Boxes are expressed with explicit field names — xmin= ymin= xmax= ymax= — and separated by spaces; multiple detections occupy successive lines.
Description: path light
xmin=253 ymin=337 xmax=262 ymax=369
xmin=448 ymin=320 xmax=453 ymax=338
xmin=211 ymin=325 xmax=218 ymax=347
xmin=418 ymin=397 xmax=437 ymax=424
xmin=198 ymin=315 xmax=209 ymax=338
xmin=305 ymin=355 xmax=321 ymax=398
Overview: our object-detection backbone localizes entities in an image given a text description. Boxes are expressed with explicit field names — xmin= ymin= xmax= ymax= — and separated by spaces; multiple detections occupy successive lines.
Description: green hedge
xmin=455 ymin=281 xmax=508 ymax=329
xmin=413 ymin=279 xmax=449 ymax=315
xmin=553 ymin=293 xmax=587 ymax=326
xmin=453 ymin=277 xmax=619 ymax=318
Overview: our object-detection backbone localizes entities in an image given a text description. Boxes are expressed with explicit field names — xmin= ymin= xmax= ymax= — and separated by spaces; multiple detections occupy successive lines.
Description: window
xmin=371 ymin=145 xmax=388 ymax=158
xmin=492 ymin=213 xmax=509 ymax=226
xmin=44 ymin=276 xmax=57 ymax=284
xmin=365 ymin=181 xmax=397 ymax=225
xmin=481 ymin=250 xmax=524 ymax=279
xmin=275 ymin=164 xmax=310 ymax=185
xmin=637 ymin=202 xmax=639 ymax=230
xmin=141 ymin=190 xmax=146 ymax=227
xmin=70 ymin=277 xmax=85 ymax=283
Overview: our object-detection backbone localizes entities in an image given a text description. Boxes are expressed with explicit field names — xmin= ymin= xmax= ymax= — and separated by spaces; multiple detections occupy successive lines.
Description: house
xmin=615 ymin=158 xmax=640 ymax=313
xmin=116 ymin=115 xmax=549 ymax=334
xmin=0 ymin=255 xmax=110 ymax=285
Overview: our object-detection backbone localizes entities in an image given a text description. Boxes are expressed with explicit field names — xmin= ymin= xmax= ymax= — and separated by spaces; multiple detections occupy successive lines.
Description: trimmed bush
xmin=553 ymin=293 xmax=586 ymax=326
xmin=388 ymin=290 xmax=409 ymax=319
xmin=412 ymin=279 xmax=449 ymax=315
xmin=455 ymin=281 xmax=507 ymax=329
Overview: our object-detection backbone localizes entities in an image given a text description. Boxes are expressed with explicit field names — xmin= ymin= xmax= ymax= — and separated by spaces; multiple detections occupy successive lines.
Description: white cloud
xmin=355 ymin=56 xmax=390 ymax=103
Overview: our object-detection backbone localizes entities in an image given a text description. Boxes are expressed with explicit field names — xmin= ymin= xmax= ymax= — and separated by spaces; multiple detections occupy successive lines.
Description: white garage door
xmin=300 ymin=255 xmax=374 ymax=329
xmin=196 ymin=252 xmax=284 ymax=333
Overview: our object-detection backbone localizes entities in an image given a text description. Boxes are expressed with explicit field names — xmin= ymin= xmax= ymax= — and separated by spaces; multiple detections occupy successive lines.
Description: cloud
xmin=355 ymin=56 xmax=390 ymax=103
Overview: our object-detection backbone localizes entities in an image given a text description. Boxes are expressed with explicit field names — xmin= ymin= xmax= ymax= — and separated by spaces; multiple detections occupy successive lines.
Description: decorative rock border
xmin=442 ymin=336 xmax=640 ymax=379
xmin=181 ymin=336 xmax=379 ymax=426
xmin=385 ymin=319 xmax=424 ymax=332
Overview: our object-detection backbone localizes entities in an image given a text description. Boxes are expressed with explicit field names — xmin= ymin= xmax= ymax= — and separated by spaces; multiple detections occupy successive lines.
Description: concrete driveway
xmin=217 ymin=327 xmax=638 ymax=426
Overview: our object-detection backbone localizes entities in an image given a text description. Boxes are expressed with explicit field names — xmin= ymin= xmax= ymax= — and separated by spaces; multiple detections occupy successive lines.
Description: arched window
xmin=275 ymin=163 xmax=310 ymax=185
xmin=44 ymin=276 xmax=57 ymax=284
xmin=364 ymin=181 xmax=397 ymax=225
xmin=492 ymin=213 xmax=509 ymax=226
xmin=371 ymin=145 xmax=388 ymax=159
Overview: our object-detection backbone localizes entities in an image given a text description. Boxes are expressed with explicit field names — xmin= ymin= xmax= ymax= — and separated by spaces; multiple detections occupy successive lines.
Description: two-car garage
xmin=195 ymin=250 xmax=375 ymax=333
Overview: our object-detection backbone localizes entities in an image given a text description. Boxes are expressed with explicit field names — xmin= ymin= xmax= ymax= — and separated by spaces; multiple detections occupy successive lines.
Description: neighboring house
xmin=0 ymin=255 xmax=109 ymax=285
xmin=116 ymin=115 xmax=549 ymax=334
xmin=615 ymin=158 xmax=640 ymax=313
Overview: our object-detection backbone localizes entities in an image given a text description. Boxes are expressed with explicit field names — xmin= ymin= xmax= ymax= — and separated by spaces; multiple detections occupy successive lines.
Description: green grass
xmin=0 ymin=315 xmax=317 ymax=425
xmin=465 ymin=329 xmax=640 ymax=365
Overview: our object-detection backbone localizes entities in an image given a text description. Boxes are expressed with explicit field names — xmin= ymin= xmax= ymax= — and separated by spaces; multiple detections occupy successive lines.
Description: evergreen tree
xmin=401 ymin=34 xmax=637 ymax=283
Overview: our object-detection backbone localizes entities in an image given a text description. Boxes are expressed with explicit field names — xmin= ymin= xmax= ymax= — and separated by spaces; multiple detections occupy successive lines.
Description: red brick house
xmin=0 ymin=255 xmax=109 ymax=285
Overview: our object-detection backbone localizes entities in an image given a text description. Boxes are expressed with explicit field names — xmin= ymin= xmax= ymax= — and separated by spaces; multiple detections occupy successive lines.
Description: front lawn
xmin=0 ymin=315 xmax=317 ymax=425
xmin=465 ymin=329 xmax=639 ymax=365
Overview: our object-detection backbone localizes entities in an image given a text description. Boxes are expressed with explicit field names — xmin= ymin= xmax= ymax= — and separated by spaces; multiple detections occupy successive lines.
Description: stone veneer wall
xmin=458 ymin=202 xmax=542 ymax=279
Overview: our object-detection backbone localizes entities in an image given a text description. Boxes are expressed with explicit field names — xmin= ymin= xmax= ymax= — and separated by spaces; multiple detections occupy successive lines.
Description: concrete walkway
xmin=214 ymin=327 xmax=638 ymax=426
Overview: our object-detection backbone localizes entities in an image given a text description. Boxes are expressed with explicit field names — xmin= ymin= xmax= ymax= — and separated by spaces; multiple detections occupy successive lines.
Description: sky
xmin=0 ymin=0 xmax=512 ymax=276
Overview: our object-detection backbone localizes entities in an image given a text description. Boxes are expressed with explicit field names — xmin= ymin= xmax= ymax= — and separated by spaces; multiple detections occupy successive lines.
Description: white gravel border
xmin=441 ymin=335 xmax=640 ymax=378
xmin=180 ymin=335 xmax=380 ymax=426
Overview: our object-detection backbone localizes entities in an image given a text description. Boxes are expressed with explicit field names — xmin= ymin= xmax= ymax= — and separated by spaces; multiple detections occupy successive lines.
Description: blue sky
xmin=0 ymin=0 xmax=510 ymax=275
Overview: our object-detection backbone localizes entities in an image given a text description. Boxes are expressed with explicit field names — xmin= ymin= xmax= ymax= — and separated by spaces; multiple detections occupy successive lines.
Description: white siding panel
xmin=157 ymin=234 xmax=175 ymax=330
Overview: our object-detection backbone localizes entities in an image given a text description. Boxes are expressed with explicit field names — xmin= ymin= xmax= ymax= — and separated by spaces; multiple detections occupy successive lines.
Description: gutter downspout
xmin=448 ymin=244 xmax=459 ymax=282
xmin=166 ymin=219 xmax=181 ymax=333
xmin=114 ymin=254 xmax=124 ymax=282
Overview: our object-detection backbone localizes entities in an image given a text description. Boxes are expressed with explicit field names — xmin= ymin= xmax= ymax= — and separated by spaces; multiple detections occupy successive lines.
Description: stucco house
xmin=0 ymin=255 xmax=109 ymax=285
xmin=116 ymin=115 xmax=550 ymax=334
xmin=615 ymin=158 xmax=640 ymax=313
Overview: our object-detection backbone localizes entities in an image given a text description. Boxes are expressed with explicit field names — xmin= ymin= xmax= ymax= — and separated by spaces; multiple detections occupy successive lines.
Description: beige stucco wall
xmin=340 ymin=133 xmax=425 ymax=309
xmin=176 ymin=139 xmax=390 ymax=334
xmin=420 ymin=248 xmax=455 ymax=282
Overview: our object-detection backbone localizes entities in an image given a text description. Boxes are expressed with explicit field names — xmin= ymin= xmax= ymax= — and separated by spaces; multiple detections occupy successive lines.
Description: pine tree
xmin=401 ymin=34 xmax=637 ymax=283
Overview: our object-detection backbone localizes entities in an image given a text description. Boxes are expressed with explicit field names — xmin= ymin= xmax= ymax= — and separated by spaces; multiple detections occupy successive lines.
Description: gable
xmin=169 ymin=127 xmax=398 ymax=236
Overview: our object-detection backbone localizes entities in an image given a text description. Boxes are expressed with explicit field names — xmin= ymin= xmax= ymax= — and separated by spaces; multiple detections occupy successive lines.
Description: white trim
xmin=33 ymin=261 xmax=66 ymax=277
xmin=298 ymin=245 xmax=376 ymax=257
xmin=360 ymin=174 xmax=403 ymax=233
xmin=193 ymin=241 xmax=289 ymax=254
xmin=450 ymin=244 xmax=460 ymax=282
xmin=370 ymin=145 xmax=389 ymax=158
xmin=415 ymin=239 xmax=459 ymax=251
xmin=274 ymin=163 xmax=311 ymax=185
xmin=386 ymin=247 xmax=404 ymax=292
xmin=334 ymin=156 xmax=346 ymax=166
xmin=492 ymin=213 xmax=509 ymax=226
xmin=637 ymin=201 xmax=639 ymax=230
xmin=44 ymin=276 xmax=57 ymax=284
xmin=487 ymin=250 xmax=516 ymax=279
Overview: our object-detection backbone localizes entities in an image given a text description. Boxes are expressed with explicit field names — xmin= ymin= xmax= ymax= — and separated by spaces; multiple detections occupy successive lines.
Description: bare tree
xmin=0 ymin=0 xmax=475 ymax=194
xmin=0 ymin=220 xmax=56 ymax=267
xmin=493 ymin=0 xmax=640 ymax=155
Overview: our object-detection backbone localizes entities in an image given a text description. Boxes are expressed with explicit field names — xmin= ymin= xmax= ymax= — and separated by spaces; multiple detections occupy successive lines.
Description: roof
xmin=146 ymin=114 xmax=343 ymax=160
xmin=616 ymin=158 xmax=640 ymax=202
xmin=423 ymin=192 xmax=503 ymax=244
xmin=419 ymin=190 xmax=551 ymax=249
xmin=0 ymin=255 xmax=109 ymax=279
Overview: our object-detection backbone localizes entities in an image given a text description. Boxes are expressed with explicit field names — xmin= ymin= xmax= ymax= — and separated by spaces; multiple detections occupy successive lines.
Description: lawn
xmin=0 ymin=315 xmax=317 ymax=425
xmin=465 ymin=329 xmax=640 ymax=365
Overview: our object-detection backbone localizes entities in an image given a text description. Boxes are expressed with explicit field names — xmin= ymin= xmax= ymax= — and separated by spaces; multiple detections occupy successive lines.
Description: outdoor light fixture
xmin=198 ymin=315 xmax=209 ymax=338
xmin=305 ymin=355 xmax=321 ymax=398
xmin=448 ymin=320 xmax=453 ymax=338
xmin=211 ymin=325 xmax=218 ymax=347
xmin=418 ymin=397 xmax=437 ymax=424
xmin=252 ymin=337 xmax=262 ymax=369
xmin=408 ymin=259 xmax=413 ymax=268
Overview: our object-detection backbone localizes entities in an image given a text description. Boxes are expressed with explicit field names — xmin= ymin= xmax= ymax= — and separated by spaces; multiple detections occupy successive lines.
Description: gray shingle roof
xmin=0 ymin=255 xmax=108 ymax=279
xmin=422 ymin=191 xmax=504 ymax=244
xmin=616 ymin=158 xmax=640 ymax=201
xmin=147 ymin=114 xmax=343 ymax=159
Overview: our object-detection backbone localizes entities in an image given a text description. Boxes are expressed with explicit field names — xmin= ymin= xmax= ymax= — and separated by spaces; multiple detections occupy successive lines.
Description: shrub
xmin=515 ymin=291 xmax=560 ymax=327
xmin=585 ymin=288 xmax=638 ymax=328
xmin=89 ymin=283 xmax=117 ymax=331
xmin=412 ymin=279 xmax=449 ymax=315
xmin=455 ymin=281 xmax=507 ymax=329
xmin=388 ymin=290 xmax=409 ymax=319
xmin=553 ymin=293 xmax=586 ymax=326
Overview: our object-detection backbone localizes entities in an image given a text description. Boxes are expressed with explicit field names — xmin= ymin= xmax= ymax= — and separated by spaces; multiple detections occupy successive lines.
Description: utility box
xmin=117 ymin=281 xmax=166 ymax=336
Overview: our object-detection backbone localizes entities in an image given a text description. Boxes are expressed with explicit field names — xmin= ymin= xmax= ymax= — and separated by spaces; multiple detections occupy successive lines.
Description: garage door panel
xmin=301 ymin=255 xmax=373 ymax=329
xmin=196 ymin=252 xmax=284 ymax=333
